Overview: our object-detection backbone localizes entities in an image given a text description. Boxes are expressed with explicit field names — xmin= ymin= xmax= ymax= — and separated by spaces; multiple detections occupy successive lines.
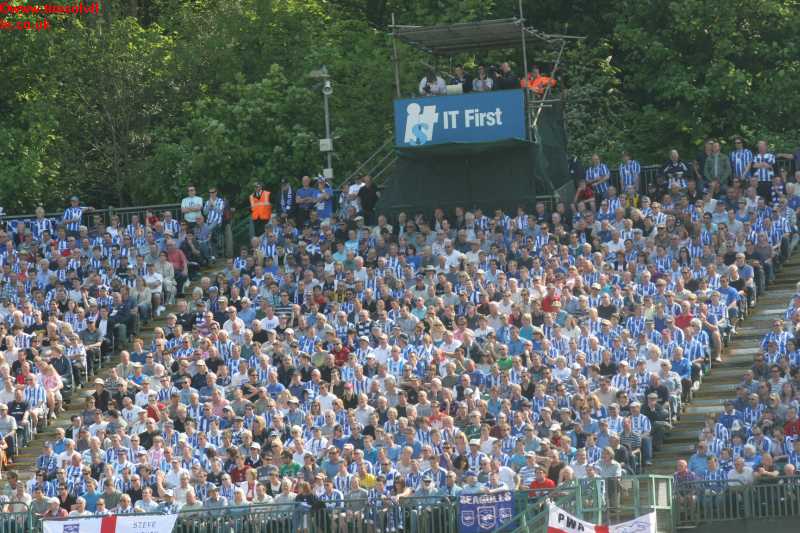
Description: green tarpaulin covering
xmin=376 ymin=100 xmax=569 ymax=217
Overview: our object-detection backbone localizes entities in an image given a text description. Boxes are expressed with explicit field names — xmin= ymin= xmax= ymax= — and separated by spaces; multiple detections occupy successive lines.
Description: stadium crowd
xmin=0 ymin=137 xmax=797 ymax=525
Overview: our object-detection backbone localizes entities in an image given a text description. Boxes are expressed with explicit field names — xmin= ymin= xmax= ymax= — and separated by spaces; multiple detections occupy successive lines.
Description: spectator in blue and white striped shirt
xmin=753 ymin=140 xmax=776 ymax=200
xmin=730 ymin=137 xmax=753 ymax=179
xmin=62 ymin=196 xmax=91 ymax=236
xmin=619 ymin=151 xmax=641 ymax=193
xmin=202 ymin=189 xmax=226 ymax=229
xmin=585 ymin=154 xmax=611 ymax=198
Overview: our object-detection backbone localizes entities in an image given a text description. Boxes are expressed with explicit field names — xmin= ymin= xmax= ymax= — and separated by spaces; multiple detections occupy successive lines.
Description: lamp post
xmin=321 ymin=79 xmax=333 ymax=179
xmin=309 ymin=66 xmax=334 ymax=180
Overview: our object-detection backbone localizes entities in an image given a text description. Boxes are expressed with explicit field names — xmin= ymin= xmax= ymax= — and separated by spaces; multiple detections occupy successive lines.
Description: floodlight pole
xmin=391 ymin=13 xmax=401 ymax=98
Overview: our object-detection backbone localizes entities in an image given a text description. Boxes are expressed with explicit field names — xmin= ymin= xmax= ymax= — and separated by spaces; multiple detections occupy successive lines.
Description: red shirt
xmin=167 ymin=248 xmax=188 ymax=273
xmin=674 ymin=312 xmax=694 ymax=330
xmin=542 ymin=295 xmax=560 ymax=313
xmin=230 ymin=464 xmax=251 ymax=484
xmin=332 ymin=346 xmax=351 ymax=367
xmin=529 ymin=478 xmax=556 ymax=497
xmin=784 ymin=418 xmax=800 ymax=437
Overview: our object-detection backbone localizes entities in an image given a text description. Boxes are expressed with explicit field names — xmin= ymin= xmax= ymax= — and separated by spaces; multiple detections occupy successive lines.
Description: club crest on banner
xmin=477 ymin=506 xmax=496 ymax=530
xmin=461 ymin=510 xmax=475 ymax=527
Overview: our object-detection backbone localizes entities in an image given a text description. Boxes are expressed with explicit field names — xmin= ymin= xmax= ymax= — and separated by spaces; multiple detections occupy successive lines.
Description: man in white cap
xmin=157 ymin=488 xmax=180 ymax=513
xmin=466 ymin=438 xmax=486 ymax=471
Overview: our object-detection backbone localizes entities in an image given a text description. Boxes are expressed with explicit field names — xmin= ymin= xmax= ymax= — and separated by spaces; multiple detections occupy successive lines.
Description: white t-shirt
xmin=144 ymin=272 xmax=163 ymax=293
xmin=372 ymin=345 xmax=390 ymax=365
xmin=645 ymin=358 xmax=666 ymax=375
xmin=347 ymin=183 xmax=364 ymax=212
xmin=497 ymin=465 xmax=517 ymax=489
xmin=173 ymin=484 xmax=194 ymax=506
xmin=261 ymin=315 xmax=280 ymax=330
xmin=727 ymin=467 xmax=754 ymax=485
xmin=181 ymin=196 xmax=203 ymax=223
xmin=317 ymin=392 xmax=335 ymax=412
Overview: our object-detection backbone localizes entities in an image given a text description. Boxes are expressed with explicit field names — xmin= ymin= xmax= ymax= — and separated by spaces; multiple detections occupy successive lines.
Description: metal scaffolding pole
xmin=531 ymin=38 xmax=567 ymax=133
xmin=519 ymin=0 xmax=528 ymax=82
xmin=391 ymin=13 xmax=401 ymax=98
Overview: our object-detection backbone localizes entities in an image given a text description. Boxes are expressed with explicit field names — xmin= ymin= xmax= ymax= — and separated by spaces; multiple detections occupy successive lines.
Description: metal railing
xmin=0 ymin=501 xmax=33 ymax=533
xmin=608 ymin=164 xmax=661 ymax=198
xmin=2 ymin=202 xmax=241 ymax=259
xmin=3 ymin=203 xmax=182 ymax=230
xmin=496 ymin=476 xmax=674 ymax=533
xmin=30 ymin=490 xmax=558 ymax=533
xmin=496 ymin=491 xmax=578 ymax=533
xmin=674 ymin=477 xmax=800 ymax=528
xmin=340 ymin=137 xmax=397 ymax=192
xmin=19 ymin=475 xmax=800 ymax=533
xmin=178 ymin=496 xmax=458 ymax=533
xmin=607 ymin=158 xmax=795 ymax=200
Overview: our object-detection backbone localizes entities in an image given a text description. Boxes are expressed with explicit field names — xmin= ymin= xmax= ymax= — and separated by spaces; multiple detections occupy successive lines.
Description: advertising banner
xmin=394 ymin=89 xmax=526 ymax=147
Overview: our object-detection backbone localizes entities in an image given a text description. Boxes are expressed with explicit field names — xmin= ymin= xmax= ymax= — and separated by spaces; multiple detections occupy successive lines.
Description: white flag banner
xmin=608 ymin=512 xmax=657 ymax=533
xmin=42 ymin=513 xmax=179 ymax=533
xmin=548 ymin=503 xmax=656 ymax=533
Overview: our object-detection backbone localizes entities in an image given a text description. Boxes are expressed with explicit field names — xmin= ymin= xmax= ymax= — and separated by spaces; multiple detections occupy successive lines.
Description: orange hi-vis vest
xmin=521 ymin=74 xmax=557 ymax=95
xmin=249 ymin=190 xmax=272 ymax=221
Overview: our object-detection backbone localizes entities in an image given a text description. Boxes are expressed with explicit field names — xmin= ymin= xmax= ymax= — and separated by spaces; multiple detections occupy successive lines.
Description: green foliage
xmin=1 ymin=0 xmax=799 ymax=214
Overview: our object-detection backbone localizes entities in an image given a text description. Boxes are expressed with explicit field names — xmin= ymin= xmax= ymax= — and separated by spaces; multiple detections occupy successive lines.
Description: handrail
xmin=340 ymin=137 xmax=395 ymax=190
xmin=15 ymin=476 xmax=800 ymax=533
xmin=5 ymin=203 xmax=182 ymax=222
xmin=2 ymin=203 xmax=183 ymax=232
xmin=674 ymin=476 xmax=800 ymax=528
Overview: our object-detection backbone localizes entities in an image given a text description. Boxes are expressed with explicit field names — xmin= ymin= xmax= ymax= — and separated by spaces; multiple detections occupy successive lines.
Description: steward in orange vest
xmin=521 ymin=66 xmax=557 ymax=96
xmin=249 ymin=183 xmax=272 ymax=234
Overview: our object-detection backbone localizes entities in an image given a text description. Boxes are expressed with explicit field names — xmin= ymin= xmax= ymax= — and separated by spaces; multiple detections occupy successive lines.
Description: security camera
xmin=322 ymin=80 xmax=333 ymax=96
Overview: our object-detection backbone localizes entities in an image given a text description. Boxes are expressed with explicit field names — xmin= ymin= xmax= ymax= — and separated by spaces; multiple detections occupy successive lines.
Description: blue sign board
xmin=458 ymin=490 xmax=515 ymax=533
xmin=394 ymin=90 xmax=526 ymax=147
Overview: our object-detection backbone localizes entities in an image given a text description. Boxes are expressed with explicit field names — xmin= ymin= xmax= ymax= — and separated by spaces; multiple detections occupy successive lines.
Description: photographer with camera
xmin=418 ymin=69 xmax=446 ymax=96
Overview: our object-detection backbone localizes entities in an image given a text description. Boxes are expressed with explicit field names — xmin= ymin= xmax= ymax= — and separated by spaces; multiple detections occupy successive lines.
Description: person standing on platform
xmin=180 ymin=185 xmax=203 ymax=229
xmin=472 ymin=65 xmax=494 ymax=92
xmin=295 ymin=176 xmax=319 ymax=228
xmin=452 ymin=65 xmax=472 ymax=93
xmin=418 ymin=70 xmax=446 ymax=96
xmin=752 ymin=140 xmax=776 ymax=200
xmin=495 ymin=62 xmax=519 ymax=90
xmin=249 ymin=182 xmax=272 ymax=237
xmin=357 ymin=175 xmax=379 ymax=225
xmin=521 ymin=65 xmax=557 ymax=96
xmin=585 ymin=154 xmax=611 ymax=199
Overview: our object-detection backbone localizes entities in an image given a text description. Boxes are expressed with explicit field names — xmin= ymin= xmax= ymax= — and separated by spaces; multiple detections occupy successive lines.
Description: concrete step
xmin=664 ymin=428 xmax=700 ymax=444
xmin=692 ymin=382 xmax=742 ymax=396
xmin=701 ymin=367 xmax=748 ymax=381
xmin=685 ymin=397 xmax=727 ymax=408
